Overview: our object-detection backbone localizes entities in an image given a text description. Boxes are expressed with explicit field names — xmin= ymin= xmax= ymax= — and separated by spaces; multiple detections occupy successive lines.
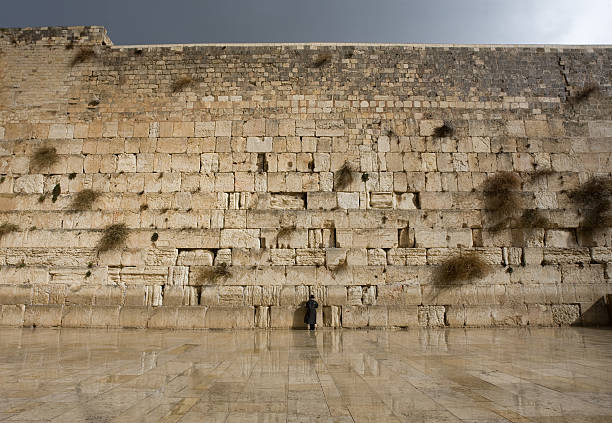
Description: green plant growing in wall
xmin=69 ymin=189 xmax=100 ymax=211
xmin=569 ymin=176 xmax=612 ymax=229
xmin=436 ymin=251 xmax=492 ymax=285
xmin=96 ymin=223 xmax=129 ymax=253
xmin=483 ymin=172 xmax=522 ymax=231
xmin=195 ymin=263 xmax=232 ymax=285
xmin=433 ymin=122 xmax=454 ymax=138
xmin=334 ymin=161 xmax=354 ymax=191
xmin=71 ymin=48 xmax=96 ymax=66
xmin=0 ymin=223 xmax=19 ymax=241
xmin=31 ymin=146 xmax=59 ymax=171
xmin=171 ymin=76 xmax=193 ymax=93
xmin=51 ymin=183 xmax=61 ymax=203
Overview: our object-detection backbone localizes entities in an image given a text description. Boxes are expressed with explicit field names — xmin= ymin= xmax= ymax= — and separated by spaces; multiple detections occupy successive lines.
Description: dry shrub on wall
xmin=433 ymin=122 xmax=454 ymax=138
xmin=69 ymin=189 xmax=100 ymax=212
xmin=196 ymin=263 xmax=232 ymax=285
xmin=313 ymin=52 xmax=332 ymax=68
xmin=334 ymin=161 xmax=354 ymax=191
xmin=569 ymin=177 xmax=612 ymax=229
xmin=96 ymin=223 xmax=129 ymax=253
xmin=0 ymin=223 xmax=19 ymax=240
xmin=567 ymin=83 xmax=600 ymax=106
xmin=436 ymin=252 xmax=492 ymax=285
xmin=483 ymin=172 xmax=522 ymax=230
xmin=31 ymin=146 xmax=59 ymax=171
xmin=519 ymin=209 xmax=550 ymax=229
xmin=171 ymin=76 xmax=193 ymax=93
xmin=276 ymin=225 xmax=296 ymax=247
xmin=71 ymin=48 xmax=96 ymax=66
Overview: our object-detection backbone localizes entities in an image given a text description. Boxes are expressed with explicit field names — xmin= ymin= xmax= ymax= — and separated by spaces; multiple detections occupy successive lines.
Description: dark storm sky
xmin=1 ymin=0 xmax=611 ymax=45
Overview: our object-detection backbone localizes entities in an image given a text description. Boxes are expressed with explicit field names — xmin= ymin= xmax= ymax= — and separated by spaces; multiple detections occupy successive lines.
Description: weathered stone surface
xmin=342 ymin=306 xmax=368 ymax=328
xmin=418 ymin=305 xmax=445 ymax=327
xmin=552 ymin=304 xmax=581 ymax=326
xmin=0 ymin=26 xmax=609 ymax=329
xmin=204 ymin=306 xmax=254 ymax=328
xmin=24 ymin=305 xmax=63 ymax=327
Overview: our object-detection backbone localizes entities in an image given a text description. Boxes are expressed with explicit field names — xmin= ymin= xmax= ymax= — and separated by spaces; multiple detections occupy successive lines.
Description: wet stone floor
xmin=0 ymin=328 xmax=611 ymax=422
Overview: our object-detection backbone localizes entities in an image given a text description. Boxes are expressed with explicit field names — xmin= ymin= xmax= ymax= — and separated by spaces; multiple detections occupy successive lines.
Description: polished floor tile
xmin=0 ymin=328 xmax=611 ymax=422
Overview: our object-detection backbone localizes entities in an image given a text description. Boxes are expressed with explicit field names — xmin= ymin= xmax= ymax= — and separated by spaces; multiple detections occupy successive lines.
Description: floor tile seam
xmin=326 ymin=350 xmax=402 ymax=421
xmin=316 ymin=353 xmax=355 ymax=422
xmin=220 ymin=352 xmax=263 ymax=423
xmin=310 ymin=351 xmax=337 ymax=419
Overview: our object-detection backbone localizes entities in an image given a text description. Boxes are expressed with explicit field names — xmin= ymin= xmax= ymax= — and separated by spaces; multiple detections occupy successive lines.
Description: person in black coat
xmin=304 ymin=295 xmax=318 ymax=330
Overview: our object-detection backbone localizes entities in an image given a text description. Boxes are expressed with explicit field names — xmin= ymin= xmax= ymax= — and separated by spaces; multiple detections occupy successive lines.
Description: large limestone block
xmin=387 ymin=248 xmax=427 ymax=266
xmin=148 ymin=307 xmax=178 ymax=329
xmin=0 ymin=267 xmax=48 ymax=285
xmin=510 ymin=266 xmax=561 ymax=284
xmin=316 ymin=120 xmax=345 ymax=137
xmin=167 ymin=266 xmax=189 ymax=286
xmin=419 ymin=192 xmax=452 ymax=209
xmin=0 ymin=285 xmax=32 ymax=305
xmin=118 ymin=266 xmax=168 ymax=285
xmin=369 ymin=192 xmax=394 ymax=208
xmin=545 ymin=230 xmax=579 ymax=248
xmin=527 ymin=304 xmax=554 ymax=326
xmin=14 ymin=175 xmax=44 ymax=193
xmin=62 ymin=305 xmax=92 ymax=327
xmin=418 ymin=305 xmax=445 ymax=327
xmin=543 ymin=248 xmax=590 ymax=264
xmin=561 ymin=264 xmax=605 ymax=284
xmin=296 ymin=249 xmax=326 ymax=266
xmin=177 ymin=249 xmax=214 ymax=266
xmin=119 ymin=306 xmax=151 ymax=328
xmin=464 ymin=306 xmax=493 ymax=327
xmin=336 ymin=229 xmax=397 ymax=248
xmin=176 ymin=307 xmax=207 ymax=329
xmin=246 ymin=137 xmax=273 ymax=152
xmin=24 ymin=305 xmax=63 ymax=327
xmin=255 ymin=306 xmax=270 ymax=328
xmin=90 ymin=306 xmax=120 ymax=328
xmin=342 ymin=306 xmax=368 ymax=328
xmin=0 ymin=304 xmax=25 ymax=327
xmin=388 ymin=306 xmax=419 ymax=327
xmin=445 ymin=305 xmax=466 ymax=327
xmin=244 ymin=119 xmax=265 ymax=136
xmin=491 ymin=305 xmax=528 ymax=326
xmin=307 ymin=192 xmax=337 ymax=210
xmin=218 ymin=286 xmax=245 ymax=306
xmin=220 ymin=229 xmax=260 ymax=248
xmin=157 ymin=229 xmax=220 ymax=249
xmin=323 ymin=305 xmax=341 ymax=327
xmin=204 ymin=306 xmax=254 ymax=328
xmin=270 ymin=306 xmax=304 ymax=328
xmin=327 ymin=286 xmax=347 ymax=305
xmin=276 ymin=229 xmax=308 ymax=248
xmin=367 ymin=306 xmax=388 ymax=327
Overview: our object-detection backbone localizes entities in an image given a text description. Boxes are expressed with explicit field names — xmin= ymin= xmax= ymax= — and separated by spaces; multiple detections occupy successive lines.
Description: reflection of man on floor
xmin=304 ymin=294 xmax=318 ymax=330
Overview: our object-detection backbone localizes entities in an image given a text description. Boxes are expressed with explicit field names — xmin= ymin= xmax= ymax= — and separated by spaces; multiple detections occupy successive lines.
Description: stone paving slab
xmin=0 ymin=328 xmax=611 ymax=422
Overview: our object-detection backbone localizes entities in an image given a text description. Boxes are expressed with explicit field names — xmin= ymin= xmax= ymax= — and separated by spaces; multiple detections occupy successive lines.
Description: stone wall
xmin=1 ymin=26 xmax=611 ymax=329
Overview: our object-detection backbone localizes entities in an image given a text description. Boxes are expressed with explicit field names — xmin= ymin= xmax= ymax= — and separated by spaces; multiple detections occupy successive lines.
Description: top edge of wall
xmin=1 ymin=25 xmax=611 ymax=50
